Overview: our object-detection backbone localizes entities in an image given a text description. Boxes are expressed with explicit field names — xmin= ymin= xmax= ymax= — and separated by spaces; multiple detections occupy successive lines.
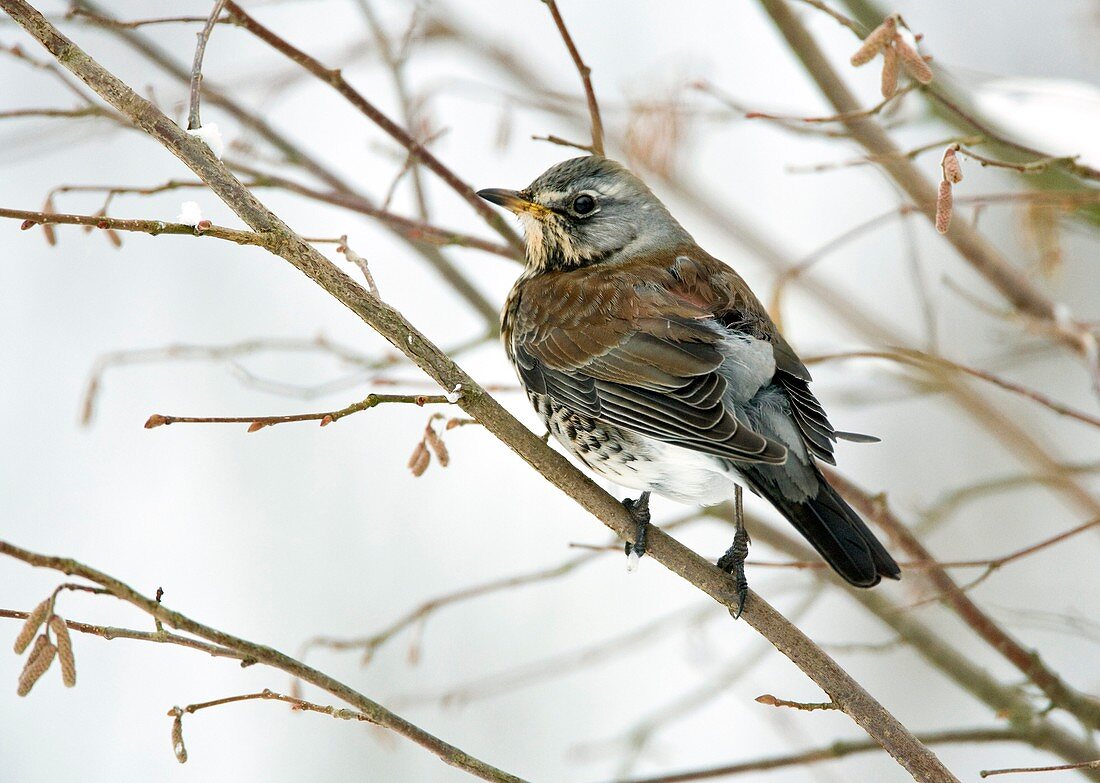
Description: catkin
xmin=880 ymin=43 xmax=899 ymax=98
xmin=407 ymin=441 xmax=430 ymax=477
xmin=171 ymin=713 xmax=188 ymax=763
xmin=49 ymin=616 xmax=76 ymax=687
xmin=17 ymin=636 xmax=56 ymax=697
xmin=896 ymin=38 xmax=933 ymax=84
xmin=942 ymin=146 xmax=963 ymax=183
xmin=424 ymin=427 xmax=450 ymax=467
xmin=935 ymin=180 xmax=953 ymax=234
xmin=14 ymin=599 xmax=50 ymax=654
xmin=850 ymin=16 xmax=897 ymax=66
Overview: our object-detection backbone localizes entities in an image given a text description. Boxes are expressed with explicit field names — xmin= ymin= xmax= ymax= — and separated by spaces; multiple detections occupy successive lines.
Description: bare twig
xmin=807 ymin=349 xmax=1100 ymax=430
xmin=981 ymin=759 xmax=1100 ymax=778
xmin=65 ymin=8 xmax=231 ymax=30
xmin=175 ymin=687 xmax=373 ymax=722
xmin=186 ymin=0 xmax=228 ymax=131
xmin=220 ymin=1 xmax=523 ymax=252
xmin=0 ymin=608 xmax=249 ymax=662
xmin=608 ymin=727 xmax=1026 ymax=783
xmin=541 ymin=0 xmax=604 ymax=155
xmin=757 ymin=0 xmax=1094 ymax=367
xmin=755 ymin=693 xmax=840 ymax=711
xmin=0 ymin=543 xmax=528 ymax=783
xmin=824 ymin=469 xmax=1100 ymax=732
xmin=745 ymin=83 xmax=914 ymax=124
xmin=1 ymin=206 xmax=265 ymax=245
xmin=144 ymin=392 xmax=452 ymax=432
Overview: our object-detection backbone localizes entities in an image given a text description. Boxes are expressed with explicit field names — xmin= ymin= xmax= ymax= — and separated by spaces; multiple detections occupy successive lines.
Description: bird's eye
xmin=571 ymin=194 xmax=597 ymax=215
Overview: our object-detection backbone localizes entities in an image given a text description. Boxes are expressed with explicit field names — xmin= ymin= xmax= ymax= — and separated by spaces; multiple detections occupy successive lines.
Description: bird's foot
xmin=717 ymin=522 xmax=751 ymax=619
xmin=622 ymin=491 xmax=651 ymax=567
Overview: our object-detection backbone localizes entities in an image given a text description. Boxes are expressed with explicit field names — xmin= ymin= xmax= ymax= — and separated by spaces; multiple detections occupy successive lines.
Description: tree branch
xmin=219 ymin=0 xmax=524 ymax=253
xmin=0 ymin=542 xmax=528 ymax=783
xmin=541 ymin=0 xmax=605 ymax=155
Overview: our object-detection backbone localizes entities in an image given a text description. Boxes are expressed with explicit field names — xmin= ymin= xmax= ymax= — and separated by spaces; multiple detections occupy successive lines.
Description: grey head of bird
xmin=478 ymin=156 xmax=693 ymax=273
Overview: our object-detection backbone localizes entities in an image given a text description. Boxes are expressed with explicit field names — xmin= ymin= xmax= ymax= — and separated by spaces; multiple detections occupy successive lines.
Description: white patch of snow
xmin=186 ymin=123 xmax=225 ymax=159
xmin=175 ymin=201 xmax=203 ymax=226
xmin=445 ymin=384 xmax=463 ymax=403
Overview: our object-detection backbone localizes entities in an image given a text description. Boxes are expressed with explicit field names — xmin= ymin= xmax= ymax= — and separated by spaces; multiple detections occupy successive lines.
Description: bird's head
xmin=478 ymin=156 xmax=691 ymax=273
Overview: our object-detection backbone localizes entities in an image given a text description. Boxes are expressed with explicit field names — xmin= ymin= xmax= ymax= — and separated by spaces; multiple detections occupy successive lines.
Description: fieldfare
xmin=478 ymin=156 xmax=900 ymax=609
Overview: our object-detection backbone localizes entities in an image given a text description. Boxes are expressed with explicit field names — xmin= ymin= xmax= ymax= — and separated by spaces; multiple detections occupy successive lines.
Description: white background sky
xmin=2 ymin=1 xmax=1099 ymax=781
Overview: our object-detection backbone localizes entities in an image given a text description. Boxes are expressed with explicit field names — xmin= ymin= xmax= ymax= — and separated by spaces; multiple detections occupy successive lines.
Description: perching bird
xmin=478 ymin=156 xmax=900 ymax=610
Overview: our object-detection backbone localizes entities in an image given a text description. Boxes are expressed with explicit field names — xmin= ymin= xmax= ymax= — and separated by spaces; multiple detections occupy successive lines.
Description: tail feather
xmin=741 ymin=467 xmax=900 ymax=587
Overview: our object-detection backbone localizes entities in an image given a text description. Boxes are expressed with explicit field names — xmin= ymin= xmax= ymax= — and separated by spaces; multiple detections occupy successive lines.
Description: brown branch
xmin=67 ymin=0 xmax=511 ymax=331
xmin=220 ymin=1 xmax=524 ymax=253
xmin=144 ymin=392 xmax=452 ymax=432
xmin=745 ymin=83 xmax=914 ymax=124
xmin=0 ymin=206 xmax=266 ymax=245
xmin=927 ymin=91 xmax=1100 ymax=183
xmin=823 ymin=469 xmax=1100 ymax=732
xmin=308 ymin=514 xmax=698 ymax=666
xmin=956 ymin=145 xmax=1079 ymax=176
xmin=743 ymin=515 xmax=1100 ymax=782
xmin=0 ymin=105 xmax=106 ymax=119
xmin=798 ymin=0 xmax=1100 ymax=184
xmin=541 ymin=0 xmax=604 ymax=155
xmin=807 ymin=349 xmax=1100 ymax=430
xmin=755 ymin=693 xmax=840 ymax=711
xmin=0 ymin=544 xmax=528 ymax=783
xmin=175 ymin=688 xmax=372 ymax=722
xmin=981 ymin=759 xmax=1100 ymax=778
xmin=757 ymin=0 xmax=1090 ymax=362
xmin=792 ymin=0 xmax=863 ymax=34
xmin=0 ymin=608 xmax=249 ymax=662
xmin=609 ymin=727 xmax=1026 ymax=783
xmin=185 ymin=0 xmax=227 ymax=130
xmin=0 ymin=4 xmax=963 ymax=781
xmin=65 ymin=8 xmax=231 ymax=30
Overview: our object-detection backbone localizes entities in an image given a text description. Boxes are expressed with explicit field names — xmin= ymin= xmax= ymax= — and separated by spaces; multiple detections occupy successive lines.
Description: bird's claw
xmin=717 ymin=522 xmax=751 ymax=619
xmin=622 ymin=491 xmax=651 ymax=560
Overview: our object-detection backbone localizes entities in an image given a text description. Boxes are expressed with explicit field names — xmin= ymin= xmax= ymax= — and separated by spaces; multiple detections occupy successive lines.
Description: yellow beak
xmin=476 ymin=188 xmax=550 ymax=218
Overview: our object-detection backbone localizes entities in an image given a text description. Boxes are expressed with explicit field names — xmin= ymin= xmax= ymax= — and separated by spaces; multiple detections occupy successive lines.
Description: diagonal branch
xmin=220 ymin=1 xmax=524 ymax=253
xmin=757 ymin=0 xmax=1092 ymax=367
xmin=541 ymin=0 xmax=605 ymax=155
xmin=0 ymin=541 xmax=528 ymax=783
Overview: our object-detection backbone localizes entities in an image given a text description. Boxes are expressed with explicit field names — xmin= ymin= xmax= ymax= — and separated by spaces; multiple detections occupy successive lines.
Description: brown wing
xmin=508 ymin=248 xmax=789 ymax=464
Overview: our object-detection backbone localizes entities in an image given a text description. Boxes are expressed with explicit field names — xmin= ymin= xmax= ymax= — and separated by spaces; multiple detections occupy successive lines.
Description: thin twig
xmin=144 ymin=392 xmax=452 ymax=432
xmin=608 ymin=727 xmax=1026 ymax=783
xmin=0 ymin=608 xmax=249 ymax=662
xmin=540 ymin=0 xmax=604 ymax=155
xmin=807 ymin=348 xmax=1100 ymax=430
xmin=981 ymin=759 xmax=1100 ymax=778
xmin=66 ymin=7 xmax=231 ymax=30
xmin=824 ymin=469 xmax=1100 ymax=732
xmin=220 ymin=1 xmax=523 ymax=252
xmin=745 ymin=83 xmax=914 ymax=124
xmin=175 ymin=688 xmax=373 ymax=722
xmin=755 ymin=693 xmax=840 ymax=711
xmin=186 ymin=0 xmax=227 ymax=130
xmin=0 ymin=542 xmax=528 ymax=783
xmin=0 ymin=206 xmax=267 ymax=246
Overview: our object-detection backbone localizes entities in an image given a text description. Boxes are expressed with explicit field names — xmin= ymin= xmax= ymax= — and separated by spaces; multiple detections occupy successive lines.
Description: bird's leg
xmin=622 ymin=491 xmax=651 ymax=560
xmin=717 ymin=485 xmax=750 ymax=618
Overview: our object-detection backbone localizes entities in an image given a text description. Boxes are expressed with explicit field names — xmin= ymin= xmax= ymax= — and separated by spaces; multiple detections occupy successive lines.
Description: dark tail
xmin=741 ymin=466 xmax=901 ymax=587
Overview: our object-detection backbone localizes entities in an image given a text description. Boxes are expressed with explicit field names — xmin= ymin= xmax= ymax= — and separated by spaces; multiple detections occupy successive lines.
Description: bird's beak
xmin=476 ymin=188 xmax=549 ymax=218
